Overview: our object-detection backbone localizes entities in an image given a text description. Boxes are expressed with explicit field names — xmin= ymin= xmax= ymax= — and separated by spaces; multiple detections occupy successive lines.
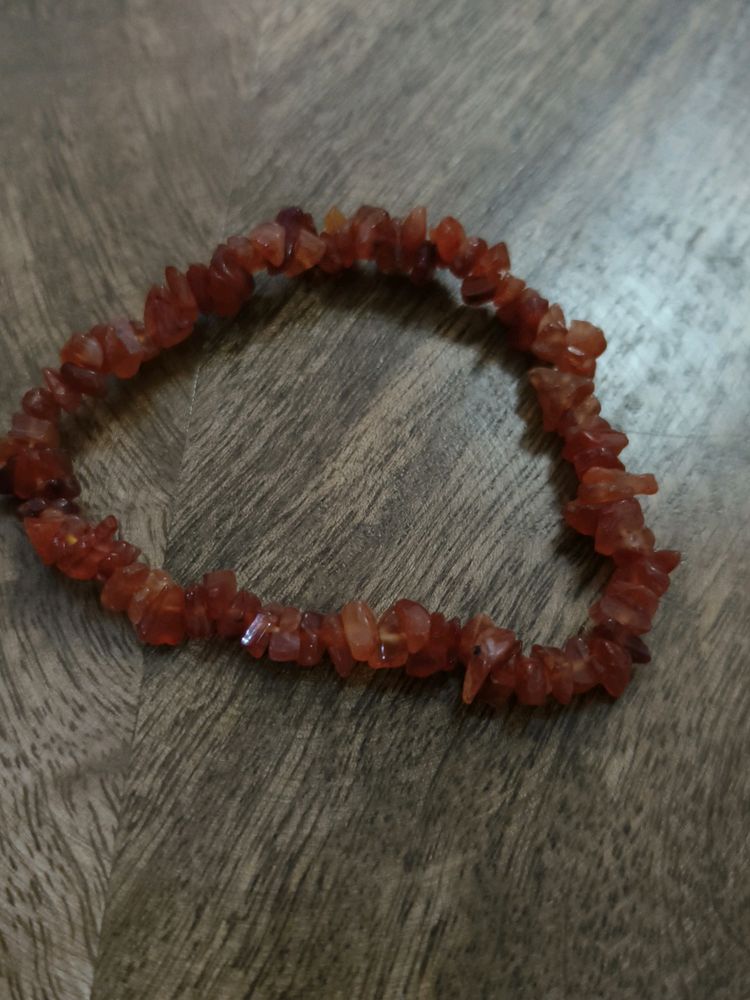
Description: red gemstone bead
xmin=577 ymin=467 xmax=658 ymax=504
xmin=207 ymin=245 xmax=254 ymax=316
xmin=60 ymin=363 xmax=108 ymax=397
xmin=100 ymin=562 xmax=151 ymax=612
xmin=227 ymin=234 xmax=263 ymax=274
xmin=557 ymin=396 xmax=603 ymax=435
xmin=203 ymin=570 xmax=237 ymax=620
xmin=394 ymin=599 xmax=431 ymax=654
xmin=368 ymin=606 xmax=409 ymax=669
xmin=341 ymin=601 xmax=378 ymax=661
xmin=21 ymin=387 xmax=60 ymax=422
xmin=18 ymin=497 xmax=79 ymax=519
xmin=499 ymin=288 xmax=550 ymax=351
xmin=458 ymin=613 xmax=493 ymax=663
xmin=12 ymin=448 xmax=79 ymax=500
xmin=611 ymin=553 xmax=671 ymax=597
xmin=532 ymin=644 xmax=574 ymax=705
xmin=93 ymin=515 xmax=118 ymax=542
xmin=127 ymin=569 xmax=172 ymax=626
xmin=320 ymin=613 xmax=355 ymax=678
xmin=588 ymin=620 xmax=651 ymax=664
xmin=241 ymin=609 xmax=276 ymax=658
xmin=562 ymin=419 xmax=629 ymax=478
xmin=95 ymin=539 xmax=141 ymax=581
xmin=45 ymin=514 xmax=88 ymax=567
xmin=101 ymin=319 xmax=146 ymax=378
xmin=533 ymin=304 xmax=566 ymax=345
xmin=460 ymin=615 xmax=518 ymax=704
xmin=573 ymin=449 xmax=625 ymax=477
xmin=562 ymin=423 xmax=628 ymax=463
xmin=137 ymin=583 xmax=186 ymax=645
xmin=298 ymin=611 xmax=324 ymax=667
xmin=399 ymin=206 xmax=427 ymax=256
xmin=654 ymin=549 xmax=682 ymax=573
xmin=291 ymin=228 xmax=326 ymax=272
xmin=186 ymin=263 xmax=214 ymax=313
xmin=461 ymin=272 xmax=500 ymax=306
xmin=58 ymin=538 xmax=104 ymax=581
xmin=318 ymin=231 xmax=350 ymax=275
xmin=450 ymin=237 xmax=487 ymax=278
xmin=514 ymin=653 xmax=549 ymax=705
xmin=373 ymin=224 xmax=400 ymax=274
xmin=406 ymin=613 xmax=460 ymax=678
xmin=410 ymin=241 xmax=438 ymax=286
xmin=323 ymin=207 xmax=348 ymax=235
xmin=492 ymin=274 xmax=526 ymax=308
xmin=563 ymin=499 xmax=601 ymax=536
xmin=477 ymin=660 xmax=516 ymax=708
xmin=588 ymin=637 xmax=632 ymax=697
xmin=476 ymin=241 xmax=511 ymax=275
xmin=24 ymin=510 xmax=67 ymax=564
xmin=268 ymin=606 xmax=302 ymax=662
xmin=43 ymin=368 xmax=82 ymax=412
xmin=185 ymin=584 xmax=213 ymax=639
xmin=568 ymin=320 xmax=606 ymax=359
xmin=590 ymin=579 xmax=659 ymax=635
xmin=249 ymin=222 xmax=286 ymax=269
xmin=165 ymin=265 xmax=198 ymax=314
xmin=144 ymin=272 xmax=198 ymax=348
xmin=131 ymin=319 xmax=159 ymax=362
xmin=217 ymin=590 xmax=261 ymax=638
xmin=430 ymin=216 xmax=465 ymax=265
xmin=531 ymin=307 xmax=606 ymax=376
xmin=528 ymin=368 xmax=595 ymax=432
xmin=349 ymin=206 xmax=386 ymax=262
xmin=563 ymin=636 xmax=599 ymax=693
xmin=60 ymin=331 xmax=105 ymax=371
xmin=275 ymin=206 xmax=317 ymax=272
xmin=653 ymin=549 xmax=681 ymax=574
xmin=268 ymin=628 xmax=301 ymax=663
xmin=54 ymin=518 xmax=113 ymax=580
xmin=9 ymin=412 xmax=60 ymax=449
xmin=593 ymin=499 xmax=655 ymax=557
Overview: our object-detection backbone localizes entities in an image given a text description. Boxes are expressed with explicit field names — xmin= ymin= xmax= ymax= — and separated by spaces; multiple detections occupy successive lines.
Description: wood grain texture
xmin=0 ymin=3 xmax=257 ymax=998
xmin=1 ymin=1 xmax=749 ymax=998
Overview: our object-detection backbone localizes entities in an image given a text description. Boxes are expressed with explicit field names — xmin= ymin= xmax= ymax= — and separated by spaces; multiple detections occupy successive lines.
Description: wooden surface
xmin=1 ymin=1 xmax=749 ymax=997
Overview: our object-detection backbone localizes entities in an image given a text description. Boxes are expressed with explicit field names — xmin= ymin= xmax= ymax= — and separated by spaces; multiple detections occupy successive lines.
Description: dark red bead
xmin=60 ymin=363 xmax=108 ymax=397
xmin=410 ymin=241 xmax=438 ymax=286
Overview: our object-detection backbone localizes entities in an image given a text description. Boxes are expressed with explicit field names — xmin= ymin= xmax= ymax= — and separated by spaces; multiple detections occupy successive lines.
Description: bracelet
xmin=0 ymin=204 xmax=679 ymax=709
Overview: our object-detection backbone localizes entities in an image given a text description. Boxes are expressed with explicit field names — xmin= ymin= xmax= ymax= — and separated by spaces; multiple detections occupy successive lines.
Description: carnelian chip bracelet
xmin=0 ymin=205 xmax=680 ymax=708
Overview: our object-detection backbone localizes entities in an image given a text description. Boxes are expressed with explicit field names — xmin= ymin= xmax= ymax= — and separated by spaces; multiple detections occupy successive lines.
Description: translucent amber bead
xmin=368 ymin=607 xmax=409 ymax=669
xmin=320 ymin=613 xmax=354 ymax=678
xmin=298 ymin=611 xmax=324 ymax=667
xmin=341 ymin=601 xmax=378 ymax=661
